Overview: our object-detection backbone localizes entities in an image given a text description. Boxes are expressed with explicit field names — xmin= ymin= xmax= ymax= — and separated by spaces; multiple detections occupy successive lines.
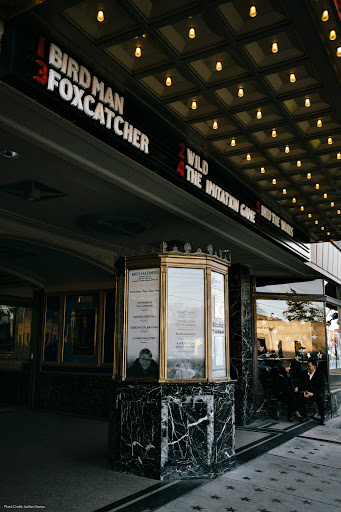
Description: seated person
xmin=300 ymin=358 xmax=326 ymax=425
xmin=273 ymin=360 xmax=305 ymax=422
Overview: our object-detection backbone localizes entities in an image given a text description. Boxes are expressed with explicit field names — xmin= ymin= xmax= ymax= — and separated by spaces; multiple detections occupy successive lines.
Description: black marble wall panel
xmin=109 ymin=381 xmax=235 ymax=480
xmin=37 ymin=374 xmax=113 ymax=417
xmin=229 ymin=264 xmax=254 ymax=426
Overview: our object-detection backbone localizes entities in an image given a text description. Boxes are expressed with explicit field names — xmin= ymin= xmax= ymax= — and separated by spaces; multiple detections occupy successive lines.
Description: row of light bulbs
xmin=321 ymin=10 xmax=341 ymax=57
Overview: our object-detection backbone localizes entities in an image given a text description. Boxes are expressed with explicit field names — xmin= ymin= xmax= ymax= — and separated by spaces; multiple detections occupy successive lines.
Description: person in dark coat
xmin=300 ymin=359 xmax=326 ymax=425
xmin=126 ymin=348 xmax=159 ymax=378
xmin=273 ymin=360 xmax=305 ymax=422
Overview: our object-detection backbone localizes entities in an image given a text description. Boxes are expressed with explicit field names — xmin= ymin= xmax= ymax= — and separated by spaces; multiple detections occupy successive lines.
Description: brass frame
xmin=116 ymin=253 xmax=230 ymax=383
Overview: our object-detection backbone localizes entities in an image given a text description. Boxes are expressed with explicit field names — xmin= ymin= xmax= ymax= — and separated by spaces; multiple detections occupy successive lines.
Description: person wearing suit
xmin=301 ymin=359 xmax=326 ymax=425
xmin=273 ymin=360 xmax=304 ymax=422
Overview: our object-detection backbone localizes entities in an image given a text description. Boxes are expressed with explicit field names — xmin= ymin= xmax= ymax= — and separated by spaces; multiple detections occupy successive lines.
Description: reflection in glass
xmin=0 ymin=305 xmax=15 ymax=352
xmin=211 ymin=272 xmax=226 ymax=378
xmin=70 ymin=308 xmax=97 ymax=357
xmin=167 ymin=268 xmax=205 ymax=380
xmin=44 ymin=296 xmax=59 ymax=362
xmin=326 ymin=304 xmax=341 ymax=389
xmin=256 ymin=278 xmax=324 ymax=295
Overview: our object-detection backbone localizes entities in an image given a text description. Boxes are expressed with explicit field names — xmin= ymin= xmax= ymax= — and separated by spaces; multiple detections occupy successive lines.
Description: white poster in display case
xmin=126 ymin=268 xmax=160 ymax=378
xmin=211 ymin=271 xmax=227 ymax=378
xmin=167 ymin=267 xmax=205 ymax=380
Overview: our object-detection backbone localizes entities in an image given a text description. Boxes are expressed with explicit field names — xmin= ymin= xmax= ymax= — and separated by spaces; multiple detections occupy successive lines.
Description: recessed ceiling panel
xmin=265 ymin=64 xmax=321 ymax=97
xmin=167 ymin=95 xmax=220 ymax=121
xmin=140 ymin=68 xmax=197 ymax=100
xmin=215 ymin=80 xmax=267 ymax=109
xmin=189 ymin=50 xmax=249 ymax=86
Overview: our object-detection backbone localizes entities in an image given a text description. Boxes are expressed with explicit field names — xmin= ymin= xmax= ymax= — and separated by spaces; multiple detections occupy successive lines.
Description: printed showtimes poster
xmin=126 ymin=268 xmax=160 ymax=375
xmin=167 ymin=267 xmax=205 ymax=380
xmin=211 ymin=271 xmax=227 ymax=378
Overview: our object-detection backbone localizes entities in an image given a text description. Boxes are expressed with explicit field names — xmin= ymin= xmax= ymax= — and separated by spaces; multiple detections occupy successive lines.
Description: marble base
xmin=109 ymin=381 xmax=236 ymax=480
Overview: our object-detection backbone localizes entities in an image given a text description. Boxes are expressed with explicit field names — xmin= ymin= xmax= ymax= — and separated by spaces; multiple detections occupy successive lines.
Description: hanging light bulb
xmin=283 ymin=188 xmax=287 ymax=194
xmin=315 ymin=220 xmax=319 ymax=224
xmin=324 ymin=193 xmax=328 ymax=198
xmin=231 ymin=138 xmax=236 ymax=146
xmin=292 ymin=197 xmax=296 ymax=203
xmin=301 ymin=206 xmax=305 ymax=211
xmin=337 ymin=152 xmax=341 ymax=159
xmin=328 ymin=137 xmax=333 ymax=145
xmin=189 ymin=27 xmax=196 ymax=39
xmin=337 ymin=47 xmax=341 ymax=57
xmin=285 ymin=145 xmax=290 ymax=153
xmin=338 ymin=210 xmax=341 ymax=214
xmin=249 ymin=5 xmax=257 ymax=17
xmin=97 ymin=10 xmax=104 ymax=22
xmin=260 ymin=167 xmax=265 ymax=173
xmin=290 ymin=73 xmax=296 ymax=83
xmin=166 ymin=76 xmax=172 ymax=86
xmin=272 ymin=42 xmax=278 ymax=54
xmin=317 ymin=119 xmax=322 ymax=127
xmin=246 ymin=153 xmax=251 ymax=161
xmin=321 ymin=10 xmax=329 ymax=22
xmin=238 ymin=87 xmax=244 ymax=98
xmin=308 ymin=213 xmax=312 ymax=218
xmin=297 ymin=160 xmax=301 ymax=167
xmin=257 ymin=110 xmax=262 ymax=119
xmin=271 ymin=129 xmax=277 ymax=138
xmin=191 ymin=100 xmax=197 ymax=110
xmin=305 ymin=98 xmax=311 ymax=107
xmin=135 ymin=46 xmax=142 ymax=57
xmin=331 ymin=202 xmax=335 ymax=207
xmin=316 ymin=183 xmax=320 ymax=189
xmin=321 ymin=226 xmax=325 ymax=230
xmin=272 ymin=178 xmax=276 ymax=184
xmin=213 ymin=120 xmax=218 ymax=130
xmin=329 ymin=29 xmax=337 ymax=41
xmin=307 ymin=172 xmax=311 ymax=179
xmin=327 ymin=232 xmax=330 ymax=235
xmin=216 ymin=61 xmax=223 ymax=71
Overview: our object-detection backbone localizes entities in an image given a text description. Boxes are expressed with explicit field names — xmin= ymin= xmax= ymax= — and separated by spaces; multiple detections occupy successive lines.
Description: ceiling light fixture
xmin=231 ymin=138 xmax=236 ymax=146
xmin=307 ymin=172 xmax=311 ymax=179
xmin=189 ymin=27 xmax=196 ymax=39
xmin=331 ymin=202 xmax=335 ymax=207
xmin=257 ymin=110 xmax=262 ymax=119
xmin=191 ymin=100 xmax=197 ymax=110
xmin=317 ymin=119 xmax=322 ymax=127
xmin=321 ymin=10 xmax=329 ymax=22
xmin=337 ymin=47 xmax=341 ymax=57
xmin=285 ymin=145 xmax=290 ymax=153
xmin=290 ymin=73 xmax=296 ymax=83
xmin=260 ymin=167 xmax=265 ymax=173
xmin=272 ymin=178 xmax=277 ymax=184
xmin=213 ymin=120 xmax=218 ymax=130
xmin=135 ymin=46 xmax=141 ymax=57
xmin=297 ymin=160 xmax=301 ymax=167
xmin=324 ymin=193 xmax=328 ymax=198
xmin=238 ymin=87 xmax=244 ymax=98
xmin=166 ymin=76 xmax=172 ymax=86
xmin=305 ymin=98 xmax=311 ymax=107
xmin=337 ymin=152 xmax=341 ymax=159
xmin=249 ymin=5 xmax=257 ymax=17
xmin=327 ymin=232 xmax=330 ymax=235
xmin=329 ymin=29 xmax=337 ymax=41
xmin=216 ymin=61 xmax=223 ymax=71
xmin=292 ymin=197 xmax=296 ymax=203
xmin=328 ymin=136 xmax=333 ymax=144
xmin=272 ymin=129 xmax=277 ymax=138
xmin=272 ymin=42 xmax=278 ymax=53
xmin=315 ymin=220 xmax=319 ymax=224
xmin=301 ymin=206 xmax=305 ymax=211
xmin=308 ymin=213 xmax=312 ymax=218
xmin=316 ymin=183 xmax=320 ymax=189
xmin=97 ymin=10 xmax=104 ymax=22
xmin=321 ymin=226 xmax=325 ymax=230
xmin=246 ymin=153 xmax=251 ymax=161
xmin=283 ymin=188 xmax=287 ymax=194
xmin=338 ymin=210 xmax=341 ymax=214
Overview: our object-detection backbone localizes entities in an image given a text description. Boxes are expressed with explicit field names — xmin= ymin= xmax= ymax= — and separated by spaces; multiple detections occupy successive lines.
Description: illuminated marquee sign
xmin=33 ymin=37 xmax=150 ymax=154
xmin=177 ymin=143 xmax=294 ymax=237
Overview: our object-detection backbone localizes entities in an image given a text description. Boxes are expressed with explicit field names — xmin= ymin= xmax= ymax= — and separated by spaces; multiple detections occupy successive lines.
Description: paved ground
xmin=1 ymin=408 xmax=341 ymax=512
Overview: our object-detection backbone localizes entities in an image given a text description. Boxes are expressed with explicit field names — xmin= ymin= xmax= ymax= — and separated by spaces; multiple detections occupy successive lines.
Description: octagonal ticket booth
xmin=108 ymin=244 xmax=235 ymax=479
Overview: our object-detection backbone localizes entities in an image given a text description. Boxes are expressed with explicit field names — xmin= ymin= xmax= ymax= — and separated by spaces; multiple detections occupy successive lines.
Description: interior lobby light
xmin=97 ymin=10 xmax=104 ymax=22
xmin=135 ymin=46 xmax=141 ymax=58
xmin=166 ymin=76 xmax=172 ymax=86
xmin=213 ymin=120 xmax=218 ymax=130
xmin=246 ymin=153 xmax=251 ymax=161
xmin=216 ymin=61 xmax=223 ymax=71
xmin=305 ymin=98 xmax=311 ymax=107
xmin=231 ymin=138 xmax=236 ymax=146
xmin=337 ymin=47 xmax=341 ymax=57
xmin=272 ymin=42 xmax=278 ymax=53
xmin=261 ymin=167 xmax=265 ymax=173
xmin=238 ymin=87 xmax=244 ymax=97
xmin=249 ymin=5 xmax=257 ymax=17
xmin=321 ymin=10 xmax=329 ymax=22
xmin=328 ymin=136 xmax=333 ymax=144
xmin=307 ymin=172 xmax=311 ymax=179
xmin=272 ymin=178 xmax=276 ymax=184
xmin=297 ymin=160 xmax=301 ymax=167
xmin=317 ymin=118 xmax=322 ymax=127
xmin=290 ymin=73 xmax=296 ymax=83
xmin=272 ymin=129 xmax=277 ymax=138
xmin=316 ymin=183 xmax=320 ymax=189
xmin=191 ymin=100 xmax=197 ymax=109
xmin=257 ymin=110 xmax=262 ymax=119
xmin=189 ymin=27 xmax=196 ymax=39
xmin=329 ymin=29 xmax=337 ymax=41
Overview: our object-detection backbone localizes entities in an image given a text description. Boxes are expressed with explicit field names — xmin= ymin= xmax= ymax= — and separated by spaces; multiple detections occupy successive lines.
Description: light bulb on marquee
xmin=249 ymin=5 xmax=257 ymax=17
xmin=308 ymin=213 xmax=312 ymax=218
xmin=337 ymin=153 xmax=341 ymax=160
xmin=231 ymin=138 xmax=236 ymax=146
xmin=331 ymin=202 xmax=335 ymax=207
xmin=135 ymin=46 xmax=142 ymax=57
xmin=272 ymin=178 xmax=276 ymax=184
xmin=292 ymin=197 xmax=296 ymax=203
xmin=290 ymin=73 xmax=296 ymax=83
xmin=328 ymin=137 xmax=333 ymax=145
xmin=216 ymin=61 xmax=223 ymax=71
xmin=213 ymin=120 xmax=218 ymax=130
xmin=321 ymin=10 xmax=329 ymax=21
xmin=301 ymin=206 xmax=305 ymax=211
xmin=189 ymin=27 xmax=196 ymax=39
xmin=329 ymin=29 xmax=337 ymax=41
xmin=297 ymin=160 xmax=301 ymax=167
xmin=260 ymin=167 xmax=265 ymax=173
xmin=337 ymin=47 xmax=341 ymax=57
xmin=317 ymin=119 xmax=322 ymax=127
xmin=285 ymin=145 xmax=290 ymax=153
xmin=272 ymin=129 xmax=277 ymax=138
xmin=97 ymin=10 xmax=104 ymax=22
xmin=166 ymin=76 xmax=172 ymax=86
xmin=246 ymin=153 xmax=251 ymax=161
xmin=316 ymin=183 xmax=320 ymax=189
xmin=305 ymin=98 xmax=311 ymax=107
xmin=238 ymin=87 xmax=244 ymax=98
xmin=272 ymin=42 xmax=278 ymax=53
xmin=191 ymin=100 xmax=197 ymax=110
xmin=307 ymin=172 xmax=311 ymax=179
xmin=257 ymin=110 xmax=262 ymax=119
